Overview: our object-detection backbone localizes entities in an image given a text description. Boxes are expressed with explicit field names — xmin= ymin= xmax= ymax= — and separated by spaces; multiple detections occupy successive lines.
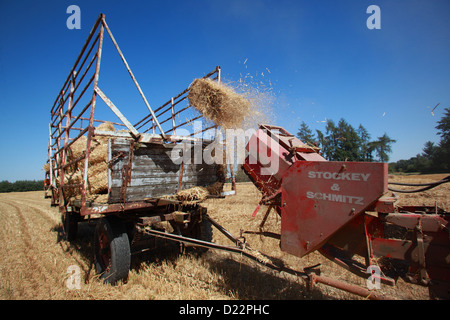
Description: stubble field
xmin=0 ymin=174 xmax=448 ymax=300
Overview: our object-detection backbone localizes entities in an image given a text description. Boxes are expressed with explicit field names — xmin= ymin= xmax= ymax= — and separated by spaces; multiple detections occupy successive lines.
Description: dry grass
xmin=388 ymin=173 xmax=450 ymax=211
xmin=176 ymin=186 xmax=209 ymax=203
xmin=1 ymin=174 xmax=447 ymax=300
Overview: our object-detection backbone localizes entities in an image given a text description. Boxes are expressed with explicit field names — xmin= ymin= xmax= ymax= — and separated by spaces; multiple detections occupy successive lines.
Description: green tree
xmin=322 ymin=119 xmax=337 ymax=160
xmin=316 ymin=129 xmax=325 ymax=150
xmin=434 ymin=107 xmax=450 ymax=172
xmin=296 ymin=121 xmax=315 ymax=145
xmin=298 ymin=118 xmax=395 ymax=162
xmin=419 ymin=141 xmax=437 ymax=172
xmin=0 ymin=180 xmax=44 ymax=193
xmin=357 ymin=125 xmax=373 ymax=161
xmin=423 ymin=141 xmax=437 ymax=158
xmin=0 ymin=180 xmax=12 ymax=193
xmin=334 ymin=119 xmax=361 ymax=161
xmin=370 ymin=133 xmax=396 ymax=163
xmin=390 ymin=108 xmax=450 ymax=173
xmin=436 ymin=107 xmax=450 ymax=141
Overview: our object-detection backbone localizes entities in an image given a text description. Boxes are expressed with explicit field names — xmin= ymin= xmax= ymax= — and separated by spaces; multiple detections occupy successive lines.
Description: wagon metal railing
xmin=134 ymin=67 xmax=220 ymax=137
xmin=46 ymin=13 xmax=221 ymax=211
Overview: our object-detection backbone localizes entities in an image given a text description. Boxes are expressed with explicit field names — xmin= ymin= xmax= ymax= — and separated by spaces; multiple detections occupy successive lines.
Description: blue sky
xmin=0 ymin=0 xmax=449 ymax=181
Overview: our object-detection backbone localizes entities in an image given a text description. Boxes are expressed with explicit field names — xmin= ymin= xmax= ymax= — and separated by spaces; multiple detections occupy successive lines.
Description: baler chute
xmin=242 ymin=124 xmax=450 ymax=299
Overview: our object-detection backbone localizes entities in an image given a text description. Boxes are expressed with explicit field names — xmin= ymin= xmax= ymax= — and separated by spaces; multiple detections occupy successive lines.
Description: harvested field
xmin=388 ymin=173 xmax=449 ymax=211
xmin=0 ymin=174 xmax=448 ymax=300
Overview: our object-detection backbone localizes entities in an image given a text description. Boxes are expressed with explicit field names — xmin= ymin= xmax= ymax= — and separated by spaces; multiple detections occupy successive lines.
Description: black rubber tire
xmin=62 ymin=212 xmax=79 ymax=242
xmin=93 ymin=216 xmax=131 ymax=284
xmin=198 ymin=216 xmax=213 ymax=244
xmin=184 ymin=214 xmax=213 ymax=253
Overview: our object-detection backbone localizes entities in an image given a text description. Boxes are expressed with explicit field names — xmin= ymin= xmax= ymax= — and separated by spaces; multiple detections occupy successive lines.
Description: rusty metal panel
xmin=244 ymin=125 xmax=327 ymax=200
xmin=280 ymin=161 xmax=388 ymax=258
xmin=80 ymin=201 xmax=155 ymax=216
xmin=245 ymin=128 xmax=293 ymax=181
xmin=383 ymin=213 xmax=448 ymax=232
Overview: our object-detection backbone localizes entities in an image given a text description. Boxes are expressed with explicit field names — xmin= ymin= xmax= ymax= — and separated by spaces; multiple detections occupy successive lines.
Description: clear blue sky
xmin=1 ymin=0 xmax=449 ymax=181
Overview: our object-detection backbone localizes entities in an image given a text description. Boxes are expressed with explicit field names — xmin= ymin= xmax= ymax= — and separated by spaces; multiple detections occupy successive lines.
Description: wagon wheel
xmin=61 ymin=211 xmax=79 ymax=242
xmin=51 ymin=186 xmax=59 ymax=207
xmin=93 ymin=216 xmax=131 ymax=284
xmin=181 ymin=213 xmax=213 ymax=253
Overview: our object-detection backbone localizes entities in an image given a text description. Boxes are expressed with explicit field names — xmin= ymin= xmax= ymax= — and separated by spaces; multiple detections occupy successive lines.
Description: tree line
xmin=232 ymin=117 xmax=397 ymax=182
xmin=0 ymin=180 xmax=44 ymax=193
xmin=297 ymin=118 xmax=396 ymax=163
xmin=389 ymin=107 xmax=450 ymax=173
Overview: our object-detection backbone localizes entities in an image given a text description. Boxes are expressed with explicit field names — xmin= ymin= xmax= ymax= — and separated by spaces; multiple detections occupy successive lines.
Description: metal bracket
xmin=415 ymin=219 xmax=430 ymax=285
xmin=120 ymin=140 xmax=134 ymax=203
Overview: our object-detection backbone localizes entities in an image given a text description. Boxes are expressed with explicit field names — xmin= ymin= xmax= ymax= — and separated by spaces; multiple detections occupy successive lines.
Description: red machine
xmin=243 ymin=124 xmax=450 ymax=299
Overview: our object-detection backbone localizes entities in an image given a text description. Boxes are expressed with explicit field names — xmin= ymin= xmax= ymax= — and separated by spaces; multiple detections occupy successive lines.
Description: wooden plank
xmin=109 ymin=166 xmax=217 ymax=178
xmin=107 ymin=138 xmax=219 ymax=203
xmin=109 ymin=177 xmax=216 ymax=203
xmin=110 ymin=174 xmax=218 ymax=185
xmin=94 ymin=86 xmax=140 ymax=137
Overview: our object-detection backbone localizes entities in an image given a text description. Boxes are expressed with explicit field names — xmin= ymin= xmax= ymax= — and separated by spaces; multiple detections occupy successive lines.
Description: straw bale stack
xmin=60 ymin=122 xmax=115 ymax=198
xmin=188 ymin=78 xmax=251 ymax=129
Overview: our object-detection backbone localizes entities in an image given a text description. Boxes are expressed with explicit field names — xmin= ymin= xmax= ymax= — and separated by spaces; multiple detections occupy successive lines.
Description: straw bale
xmin=87 ymin=161 xmax=109 ymax=194
xmin=188 ymin=78 xmax=251 ymax=129
xmin=70 ymin=135 xmax=87 ymax=160
xmin=89 ymin=138 xmax=109 ymax=164
xmin=89 ymin=122 xmax=114 ymax=164
xmin=55 ymin=170 xmax=82 ymax=199
xmin=96 ymin=122 xmax=115 ymax=132
xmin=43 ymin=163 xmax=50 ymax=173
xmin=69 ymin=122 xmax=114 ymax=163
xmin=61 ymin=122 xmax=115 ymax=197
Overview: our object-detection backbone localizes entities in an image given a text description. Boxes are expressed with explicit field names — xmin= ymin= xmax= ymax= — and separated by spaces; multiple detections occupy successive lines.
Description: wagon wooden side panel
xmin=108 ymin=138 xmax=220 ymax=203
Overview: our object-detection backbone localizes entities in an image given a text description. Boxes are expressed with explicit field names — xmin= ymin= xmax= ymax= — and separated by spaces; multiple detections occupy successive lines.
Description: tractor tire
xmin=62 ymin=211 xmax=79 ymax=242
xmin=185 ymin=214 xmax=213 ymax=253
xmin=198 ymin=216 xmax=213 ymax=244
xmin=93 ymin=216 xmax=131 ymax=284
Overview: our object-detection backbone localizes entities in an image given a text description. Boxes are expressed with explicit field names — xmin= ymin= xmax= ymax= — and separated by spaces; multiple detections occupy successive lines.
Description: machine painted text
xmin=306 ymin=191 xmax=365 ymax=205
xmin=307 ymin=171 xmax=371 ymax=182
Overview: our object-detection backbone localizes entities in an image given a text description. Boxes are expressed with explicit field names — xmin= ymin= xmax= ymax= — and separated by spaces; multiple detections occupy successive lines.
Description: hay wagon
xmin=45 ymin=14 xmax=234 ymax=283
